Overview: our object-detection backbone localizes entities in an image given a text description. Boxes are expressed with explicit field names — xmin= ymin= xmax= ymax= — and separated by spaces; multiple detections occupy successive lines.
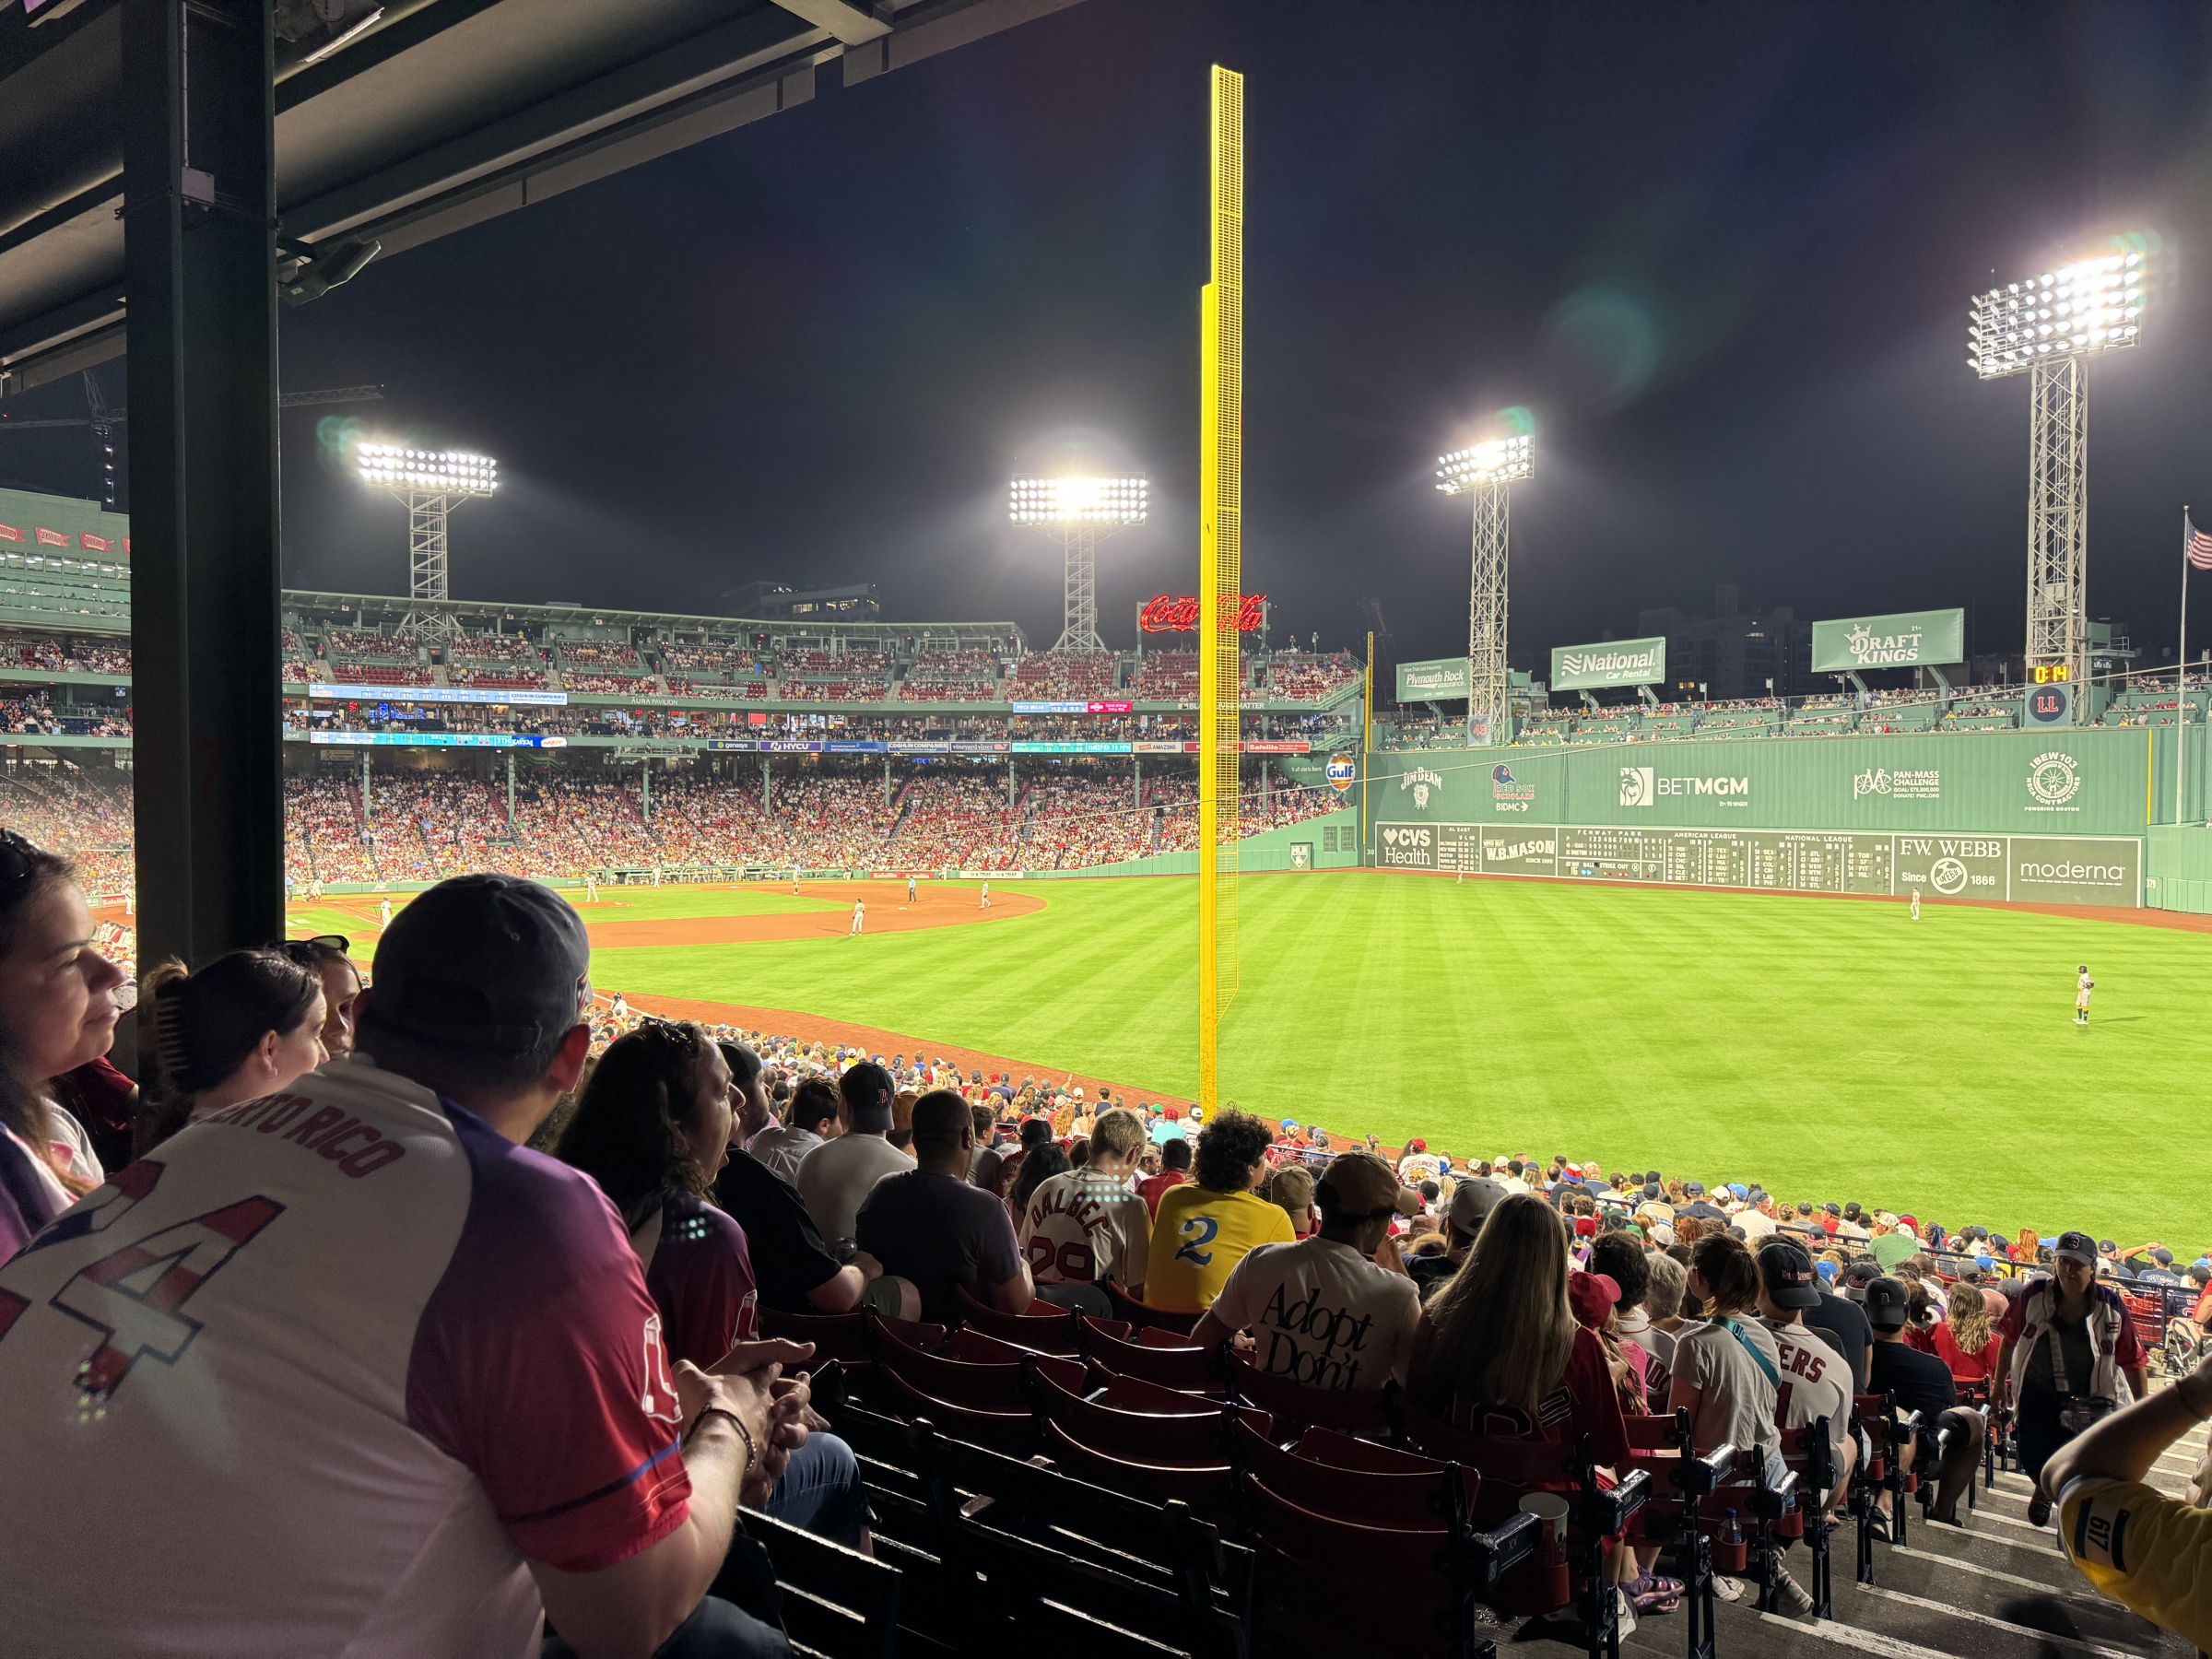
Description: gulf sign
xmin=1326 ymin=755 xmax=1356 ymax=794
xmin=1138 ymin=594 xmax=1266 ymax=633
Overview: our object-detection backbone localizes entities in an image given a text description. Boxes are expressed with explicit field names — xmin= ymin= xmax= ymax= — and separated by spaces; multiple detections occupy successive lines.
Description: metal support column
xmin=761 ymin=758 xmax=771 ymax=813
xmin=1007 ymin=759 xmax=1016 ymax=809
xmin=125 ymin=0 xmax=281 ymax=967
xmin=2026 ymin=359 xmax=2089 ymax=696
xmin=506 ymin=752 xmax=515 ymax=829
xmin=1466 ymin=480 xmax=1511 ymax=747
xmin=1053 ymin=524 xmax=1104 ymax=653
xmin=640 ymin=759 xmax=651 ymax=822
xmin=883 ymin=756 xmax=891 ymax=806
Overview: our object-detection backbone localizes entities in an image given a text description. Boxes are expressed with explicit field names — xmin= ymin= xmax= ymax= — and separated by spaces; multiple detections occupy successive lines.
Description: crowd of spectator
xmin=4 ymin=832 xmax=2209 ymax=1655
xmin=0 ymin=634 xmax=131 ymax=676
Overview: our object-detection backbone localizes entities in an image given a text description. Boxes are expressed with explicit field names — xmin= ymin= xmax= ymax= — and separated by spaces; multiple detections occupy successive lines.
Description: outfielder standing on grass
xmin=1910 ymin=889 xmax=1920 ymax=922
xmin=2076 ymin=964 xmax=2093 ymax=1028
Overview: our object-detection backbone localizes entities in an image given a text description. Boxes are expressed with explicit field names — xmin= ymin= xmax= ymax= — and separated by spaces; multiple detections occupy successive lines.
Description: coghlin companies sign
xmin=1810 ymin=608 xmax=1965 ymax=675
xmin=1550 ymin=636 xmax=1665 ymax=690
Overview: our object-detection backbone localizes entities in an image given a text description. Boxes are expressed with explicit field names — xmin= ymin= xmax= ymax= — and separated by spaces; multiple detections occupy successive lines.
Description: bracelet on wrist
xmin=688 ymin=1405 xmax=760 ymax=1466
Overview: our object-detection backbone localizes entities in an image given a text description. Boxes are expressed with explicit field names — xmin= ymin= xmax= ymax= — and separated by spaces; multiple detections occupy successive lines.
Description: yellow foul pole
xmin=1197 ymin=65 xmax=1244 ymax=1114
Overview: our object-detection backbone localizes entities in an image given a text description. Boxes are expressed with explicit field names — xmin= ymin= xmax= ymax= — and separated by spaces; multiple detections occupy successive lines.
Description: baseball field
xmin=292 ymin=872 xmax=2212 ymax=1242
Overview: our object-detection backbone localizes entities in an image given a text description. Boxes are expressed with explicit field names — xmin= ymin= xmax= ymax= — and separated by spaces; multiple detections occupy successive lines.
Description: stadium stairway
xmin=833 ymin=1405 xmax=2206 ymax=1659
xmin=1566 ymin=1411 xmax=2207 ymax=1659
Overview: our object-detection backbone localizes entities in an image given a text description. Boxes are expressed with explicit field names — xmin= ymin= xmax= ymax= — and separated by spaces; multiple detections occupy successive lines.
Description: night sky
xmin=6 ymin=1 xmax=2212 ymax=670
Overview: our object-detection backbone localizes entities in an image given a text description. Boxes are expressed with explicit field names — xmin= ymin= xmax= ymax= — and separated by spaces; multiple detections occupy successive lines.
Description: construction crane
xmin=0 ymin=375 xmax=385 ymax=507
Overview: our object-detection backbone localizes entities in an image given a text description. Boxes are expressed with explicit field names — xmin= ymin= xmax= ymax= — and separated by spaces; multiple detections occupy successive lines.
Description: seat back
xmin=956 ymin=1284 xmax=1081 ymax=1355
xmin=1222 ymin=1350 xmax=1394 ymax=1439
xmin=737 ymin=1505 xmax=901 ymax=1659
xmin=877 ymin=1368 xmax=1042 ymax=1456
xmin=762 ymin=1306 xmax=945 ymax=1373
xmin=1041 ymin=1420 xmax=1241 ymax=1521
xmin=1241 ymin=1471 xmax=1472 ymax=1659
xmin=1230 ymin=1414 xmax=1471 ymax=1531
xmin=869 ymin=1312 xmax=1082 ymax=1412
xmin=1104 ymin=1280 xmax=1202 ymax=1335
xmin=1030 ymin=1356 xmax=1266 ymax=1465
xmin=1077 ymin=1312 xmax=1224 ymax=1394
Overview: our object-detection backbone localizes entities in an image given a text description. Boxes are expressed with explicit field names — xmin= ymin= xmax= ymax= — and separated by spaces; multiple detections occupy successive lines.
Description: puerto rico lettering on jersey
xmin=198 ymin=1089 xmax=410 ymax=1178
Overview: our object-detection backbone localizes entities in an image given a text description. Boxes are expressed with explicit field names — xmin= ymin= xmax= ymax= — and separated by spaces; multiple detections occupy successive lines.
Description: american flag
xmin=2192 ymin=513 xmax=2212 ymax=571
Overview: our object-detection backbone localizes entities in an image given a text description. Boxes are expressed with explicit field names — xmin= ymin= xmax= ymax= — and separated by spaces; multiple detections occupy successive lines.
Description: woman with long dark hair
xmin=0 ymin=831 xmax=129 ymax=1258
xmin=558 ymin=1019 xmax=757 ymax=1366
xmin=559 ymin=1019 xmax=870 ymax=1550
xmin=136 ymin=949 xmax=326 ymax=1154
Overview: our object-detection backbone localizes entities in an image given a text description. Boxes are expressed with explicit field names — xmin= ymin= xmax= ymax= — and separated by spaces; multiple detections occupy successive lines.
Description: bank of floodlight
xmin=356 ymin=440 xmax=500 ymax=637
xmin=356 ymin=441 xmax=499 ymax=495
xmin=1007 ymin=476 xmax=1148 ymax=526
xmin=1968 ymin=253 xmax=2146 ymax=380
xmin=1008 ymin=474 xmax=1147 ymax=651
xmin=1435 ymin=433 xmax=1534 ymax=492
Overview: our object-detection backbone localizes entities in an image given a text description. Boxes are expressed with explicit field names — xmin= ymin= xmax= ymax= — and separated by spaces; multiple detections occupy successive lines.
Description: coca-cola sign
xmin=1138 ymin=594 xmax=1266 ymax=634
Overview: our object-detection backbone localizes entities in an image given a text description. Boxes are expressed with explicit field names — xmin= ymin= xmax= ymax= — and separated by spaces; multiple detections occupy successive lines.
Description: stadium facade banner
xmin=1809 ymin=608 xmax=1966 ymax=674
xmin=307 ymin=731 xmax=568 ymax=749
xmin=1395 ymin=657 xmax=1470 ymax=702
xmin=1369 ymin=728 xmax=2149 ymax=837
xmin=309 ymin=683 xmax=570 ymax=707
xmin=1373 ymin=818 xmax=2141 ymax=906
xmin=1550 ymin=636 xmax=1666 ymax=690
xmin=1010 ymin=700 xmax=1135 ymax=715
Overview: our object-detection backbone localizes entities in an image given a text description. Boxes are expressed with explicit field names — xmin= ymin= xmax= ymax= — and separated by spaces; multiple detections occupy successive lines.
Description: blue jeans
xmin=761 ymin=1431 xmax=868 ymax=1547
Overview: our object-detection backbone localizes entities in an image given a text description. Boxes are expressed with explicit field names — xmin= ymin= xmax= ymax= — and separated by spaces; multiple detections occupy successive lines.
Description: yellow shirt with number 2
xmin=1143 ymin=1184 xmax=1296 ymax=1313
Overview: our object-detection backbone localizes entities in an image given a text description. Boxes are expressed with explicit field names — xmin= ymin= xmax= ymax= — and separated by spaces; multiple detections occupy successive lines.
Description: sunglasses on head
xmin=265 ymin=935 xmax=352 ymax=968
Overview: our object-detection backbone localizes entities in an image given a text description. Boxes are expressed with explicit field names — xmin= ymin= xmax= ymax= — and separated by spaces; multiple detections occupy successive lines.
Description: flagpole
xmin=2182 ymin=506 xmax=2192 ymax=826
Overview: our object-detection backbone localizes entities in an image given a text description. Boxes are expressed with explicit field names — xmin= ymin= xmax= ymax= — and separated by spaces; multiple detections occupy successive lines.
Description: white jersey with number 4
xmin=0 ymin=1058 xmax=690 ymax=1658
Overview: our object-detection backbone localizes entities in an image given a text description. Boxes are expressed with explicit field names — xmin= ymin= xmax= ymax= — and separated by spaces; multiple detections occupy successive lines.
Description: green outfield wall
xmin=1369 ymin=729 xmax=2159 ymax=837
xmin=1363 ymin=730 xmax=2209 ymax=910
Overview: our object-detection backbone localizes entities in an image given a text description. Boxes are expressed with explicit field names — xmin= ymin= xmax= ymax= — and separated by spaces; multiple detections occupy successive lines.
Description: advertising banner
xmin=1395 ymin=657 xmax=1469 ymax=702
xmin=307 ymin=731 xmax=567 ymax=749
xmin=1810 ymin=608 xmax=1965 ymax=674
xmin=1374 ymin=819 xmax=2141 ymax=906
xmin=310 ymin=683 xmax=570 ymax=707
xmin=1369 ymin=728 xmax=2148 ymax=837
xmin=1550 ymin=636 xmax=1666 ymax=690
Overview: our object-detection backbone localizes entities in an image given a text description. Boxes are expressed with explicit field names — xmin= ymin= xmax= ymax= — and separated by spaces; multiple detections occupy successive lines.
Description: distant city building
xmin=722 ymin=581 xmax=880 ymax=622
xmin=1636 ymin=588 xmax=1811 ymax=701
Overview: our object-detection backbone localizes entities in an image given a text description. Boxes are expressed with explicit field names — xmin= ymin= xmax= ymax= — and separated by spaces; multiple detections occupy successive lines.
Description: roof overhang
xmin=0 ymin=0 xmax=1081 ymax=395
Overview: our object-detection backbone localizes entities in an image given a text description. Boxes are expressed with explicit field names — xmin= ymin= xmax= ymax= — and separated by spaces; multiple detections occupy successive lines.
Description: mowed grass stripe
xmin=594 ymin=873 xmax=2212 ymax=1241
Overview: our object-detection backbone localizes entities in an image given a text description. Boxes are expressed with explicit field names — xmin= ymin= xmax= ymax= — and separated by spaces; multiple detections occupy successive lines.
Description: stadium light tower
xmin=1008 ymin=475 xmax=1147 ymax=653
xmin=1435 ymin=431 xmax=1533 ymax=746
xmin=1969 ymin=251 xmax=2147 ymax=697
xmin=356 ymin=441 xmax=500 ymax=639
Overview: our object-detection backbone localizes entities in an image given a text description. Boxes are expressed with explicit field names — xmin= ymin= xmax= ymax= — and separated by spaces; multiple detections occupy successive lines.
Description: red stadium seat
xmin=761 ymin=1306 xmax=945 ymax=1375
xmin=1239 ymin=1468 xmax=1535 ymax=1659
xmin=867 ymin=1311 xmax=1084 ymax=1411
xmin=1221 ymin=1350 xmax=1394 ymax=1440
xmin=1103 ymin=1281 xmax=1202 ymax=1336
xmin=954 ymin=1285 xmax=1081 ymax=1355
xmin=1075 ymin=1312 xmax=1223 ymax=1394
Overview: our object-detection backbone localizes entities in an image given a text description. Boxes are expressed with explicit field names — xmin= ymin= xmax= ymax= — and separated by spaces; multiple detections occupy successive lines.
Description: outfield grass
xmin=536 ymin=873 xmax=2205 ymax=1241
